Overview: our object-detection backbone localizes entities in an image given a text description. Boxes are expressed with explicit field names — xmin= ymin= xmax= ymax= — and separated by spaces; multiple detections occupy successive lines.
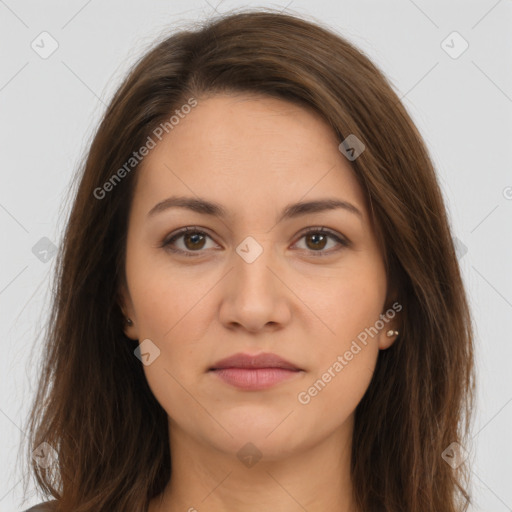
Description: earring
xmin=386 ymin=329 xmax=399 ymax=337
xmin=126 ymin=317 xmax=133 ymax=326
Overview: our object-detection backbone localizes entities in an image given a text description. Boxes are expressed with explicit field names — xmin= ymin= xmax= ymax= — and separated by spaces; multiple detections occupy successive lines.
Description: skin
xmin=119 ymin=93 xmax=400 ymax=512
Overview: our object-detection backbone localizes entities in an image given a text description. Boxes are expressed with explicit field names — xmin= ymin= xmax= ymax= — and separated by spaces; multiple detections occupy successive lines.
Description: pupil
xmin=186 ymin=233 xmax=204 ymax=249
xmin=307 ymin=233 xmax=326 ymax=250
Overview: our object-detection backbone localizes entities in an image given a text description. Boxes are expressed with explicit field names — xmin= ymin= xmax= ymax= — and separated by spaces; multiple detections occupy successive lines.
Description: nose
xmin=218 ymin=236 xmax=292 ymax=333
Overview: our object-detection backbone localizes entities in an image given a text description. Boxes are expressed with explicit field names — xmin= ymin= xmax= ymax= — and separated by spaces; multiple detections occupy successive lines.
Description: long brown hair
xmin=21 ymin=8 xmax=475 ymax=512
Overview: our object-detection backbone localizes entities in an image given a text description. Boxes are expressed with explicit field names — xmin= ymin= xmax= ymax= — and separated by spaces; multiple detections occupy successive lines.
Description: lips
xmin=208 ymin=352 xmax=303 ymax=391
xmin=208 ymin=352 xmax=301 ymax=371
xmin=212 ymin=368 xmax=301 ymax=390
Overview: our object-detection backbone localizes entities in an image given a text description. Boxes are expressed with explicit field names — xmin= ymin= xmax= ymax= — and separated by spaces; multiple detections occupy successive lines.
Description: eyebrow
xmin=147 ymin=196 xmax=363 ymax=222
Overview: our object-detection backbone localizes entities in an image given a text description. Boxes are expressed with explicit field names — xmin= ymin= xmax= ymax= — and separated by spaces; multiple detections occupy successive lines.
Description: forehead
xmin=148 ymin=93 xmax=341 ymax=158
xmin=134 ymin=93 xmax=368 ymax=219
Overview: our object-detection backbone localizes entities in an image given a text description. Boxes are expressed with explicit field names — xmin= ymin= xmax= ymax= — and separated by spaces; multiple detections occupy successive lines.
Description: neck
xmin=149 ymin=415 xmax=359 ymax=512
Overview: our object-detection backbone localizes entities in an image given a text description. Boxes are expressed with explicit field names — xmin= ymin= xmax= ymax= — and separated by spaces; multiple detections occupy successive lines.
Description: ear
xmin=377 ymin=291 xmax=402 ymax=351
xmin=377 ymin=321 xmax=400 ymax=350
xmin=117 ymin=281 xmax=139 ymax=340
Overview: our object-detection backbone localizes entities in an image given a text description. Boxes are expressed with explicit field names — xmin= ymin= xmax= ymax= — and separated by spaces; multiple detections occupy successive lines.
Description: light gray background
xmin=1 ymin=1 xmax=511 ymax=511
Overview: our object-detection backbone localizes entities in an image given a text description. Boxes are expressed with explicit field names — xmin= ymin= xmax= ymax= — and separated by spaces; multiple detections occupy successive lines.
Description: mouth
xmin=208 ymin=352 xmax=304 ymax=390
xmin=208 ymin=352 xmax=301 ymax=371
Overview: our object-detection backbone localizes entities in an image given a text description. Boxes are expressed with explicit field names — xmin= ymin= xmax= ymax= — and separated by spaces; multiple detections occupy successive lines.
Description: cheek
xmin=127 ymin=246 xmax=215 ymax=338
xmin=132 ymin=275 xmax=214 ymax=376
xmin=305 ymin=260 xmax=387 ymax=344
xmin=126 ymin=249 xmax=216 ymax=399
xmin=297 ymin=271 xmax=384 ymax=416
xmin=296 ymin=347 xmax=378 ymax=434
xmin=298 ymin=258 xmax=385 ymax=405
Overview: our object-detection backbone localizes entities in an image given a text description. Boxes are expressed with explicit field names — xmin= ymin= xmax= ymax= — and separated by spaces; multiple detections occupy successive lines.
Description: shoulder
xmin=22 ymin=501 xmax=57 ymax=511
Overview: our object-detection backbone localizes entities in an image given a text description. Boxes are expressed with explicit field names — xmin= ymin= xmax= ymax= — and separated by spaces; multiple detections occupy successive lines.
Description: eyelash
xmin=160 ymin=226 xmax=350 ymax=258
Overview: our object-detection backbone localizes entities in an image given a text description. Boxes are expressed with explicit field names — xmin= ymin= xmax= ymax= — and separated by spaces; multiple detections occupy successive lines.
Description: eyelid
xmin=294 ymin=226 xmax=351 ymax=255
xmin=160 ymin=225 xmax=350 ymax=256
xmin=160 ymin=226 xmax=219 ymax=256
xmin=298 ymin=226 xmax=350 ymax=244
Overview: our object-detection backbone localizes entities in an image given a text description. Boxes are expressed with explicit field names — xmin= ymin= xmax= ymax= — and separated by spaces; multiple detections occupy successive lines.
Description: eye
xmin=160 ymin=226 xmax=350 ymax=257
xmin=293 ymin=227 xmax=350 ymax=256
xmin=161 ymin=227 xmax=218 ymax=257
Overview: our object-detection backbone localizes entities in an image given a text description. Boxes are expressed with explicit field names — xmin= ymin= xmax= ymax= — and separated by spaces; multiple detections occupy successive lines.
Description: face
xmin=119 ymin=93 xmax=399 ymax=461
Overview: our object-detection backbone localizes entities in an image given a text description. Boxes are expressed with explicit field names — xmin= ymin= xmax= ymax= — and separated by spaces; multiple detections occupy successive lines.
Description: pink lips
xmin=208 ymin=352 xmax=303 ymax=390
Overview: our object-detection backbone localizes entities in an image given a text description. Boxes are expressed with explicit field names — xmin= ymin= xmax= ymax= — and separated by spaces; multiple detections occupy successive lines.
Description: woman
xmin=21 ymin=8 xmax=475 ymax=512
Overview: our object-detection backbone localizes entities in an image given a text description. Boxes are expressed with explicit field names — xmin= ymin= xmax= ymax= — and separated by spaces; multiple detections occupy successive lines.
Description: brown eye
xmin=182 ymin=232 xmax=206 ymax=250
xmin=161 ymin=226 xmax=349 ymax=258
xmin=161 ymin=227 xmax=217 ymax=257
xmin=294 ymin=228 xmax=349 ymax=256
xmin=304 ymin=232 xmax=328 ymax=251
